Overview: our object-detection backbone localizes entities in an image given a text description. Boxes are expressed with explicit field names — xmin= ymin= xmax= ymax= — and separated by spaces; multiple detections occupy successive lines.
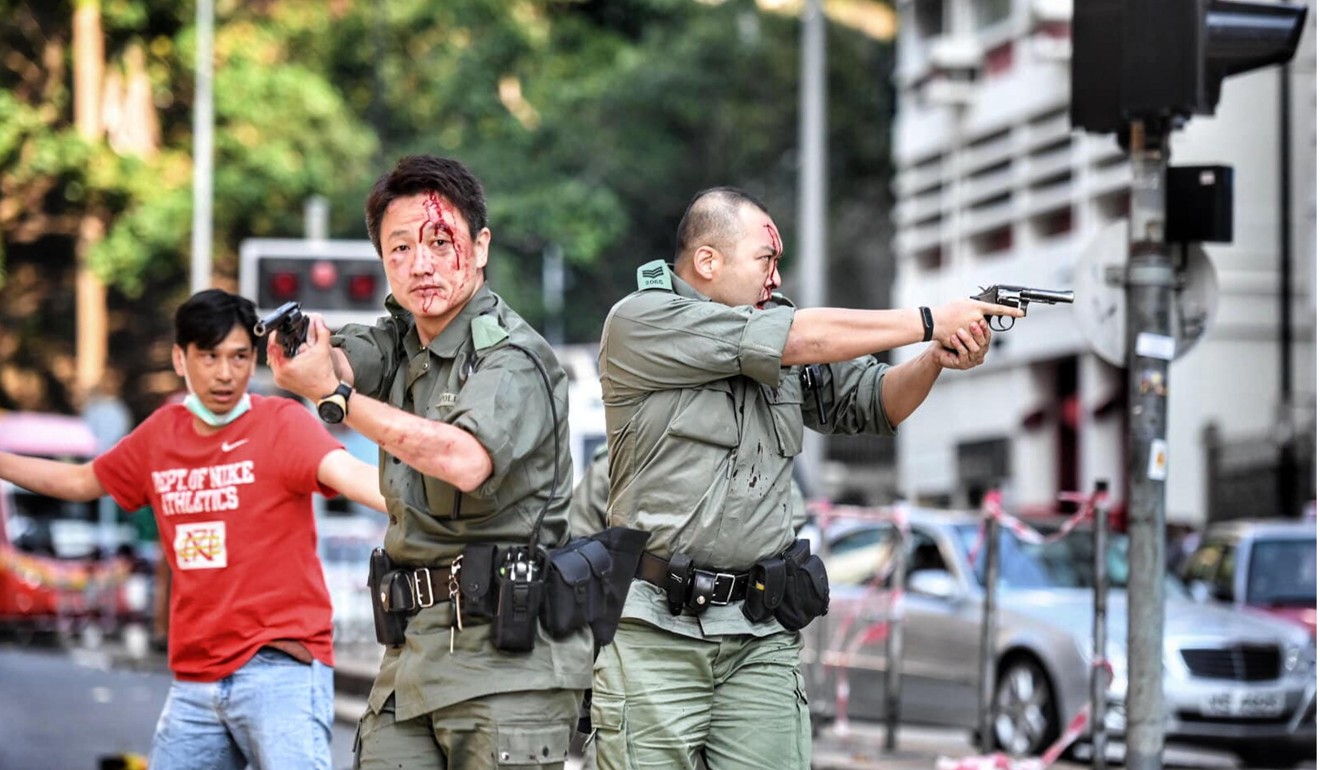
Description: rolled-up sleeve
xmin=604 ymin=293 xmax=795 ymax=395
xmin=331 ymin=322 xmax=399 ymax=400
xmin=449 ymin=346 xmax=557 ymax=498
xmin=824 ymin=356 xmax=897 ymax=437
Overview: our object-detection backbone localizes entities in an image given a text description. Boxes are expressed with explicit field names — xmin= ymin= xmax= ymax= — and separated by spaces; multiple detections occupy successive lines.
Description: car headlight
xmin=1283 ymin=642 xmax=1316 ymax=674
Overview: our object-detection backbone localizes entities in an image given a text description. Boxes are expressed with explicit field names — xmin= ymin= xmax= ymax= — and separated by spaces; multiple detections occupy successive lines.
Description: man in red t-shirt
xmin=0 ymin=289 xmax=386 ymax=770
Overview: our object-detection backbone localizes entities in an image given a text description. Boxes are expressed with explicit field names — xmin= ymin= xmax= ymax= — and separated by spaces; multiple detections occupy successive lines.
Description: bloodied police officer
xmin=592 ymin=187 xmax=1023 ymax=770
xmin=269 ymin=155 xmax=589 ymax=769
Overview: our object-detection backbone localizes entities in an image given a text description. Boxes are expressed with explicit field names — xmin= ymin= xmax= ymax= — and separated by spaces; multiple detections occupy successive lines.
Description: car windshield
xmin=8 ymin=487 xmax=110 ymax=559
xmin=954 ymin=523 xmax=1133 ymax=589
xmin=1246 ymin=538 xmax=1317 ymax=607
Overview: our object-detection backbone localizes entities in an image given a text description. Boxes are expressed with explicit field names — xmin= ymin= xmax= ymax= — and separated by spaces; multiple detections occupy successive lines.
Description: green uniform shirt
xmin=333 ymin=285 xmax=590 ymax=721
xmin=599 ymin=261 xmax=897 ymax=639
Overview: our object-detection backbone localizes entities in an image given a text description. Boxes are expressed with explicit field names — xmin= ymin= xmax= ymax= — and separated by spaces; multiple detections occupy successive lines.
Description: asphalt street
xmin=1 ymin=636 xmax=1313 ymax=770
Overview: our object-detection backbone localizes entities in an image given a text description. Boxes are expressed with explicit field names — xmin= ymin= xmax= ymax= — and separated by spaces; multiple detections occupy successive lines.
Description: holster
xmin=368 ymin=547 xmax=408 ymax=647
xmin=586 ymin=526 xmax=650 ymax=645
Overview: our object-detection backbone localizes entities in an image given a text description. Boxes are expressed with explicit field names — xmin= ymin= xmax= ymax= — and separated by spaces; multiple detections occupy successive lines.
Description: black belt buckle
xmin=709 ymin=572 xmax=739 ymax=606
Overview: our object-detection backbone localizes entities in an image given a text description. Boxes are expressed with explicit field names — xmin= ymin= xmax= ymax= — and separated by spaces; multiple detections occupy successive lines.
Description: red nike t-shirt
xmin=93 ymin=394 xmax=341 ymax=681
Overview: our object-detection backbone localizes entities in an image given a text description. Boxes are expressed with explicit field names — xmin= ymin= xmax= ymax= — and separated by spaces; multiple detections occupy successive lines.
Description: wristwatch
xmin=317 ymin=382 xmax=353 ymax=424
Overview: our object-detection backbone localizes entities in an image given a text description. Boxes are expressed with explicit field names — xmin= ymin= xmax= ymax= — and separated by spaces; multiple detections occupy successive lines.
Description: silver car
xmin=802 ymin=508 xmax=1317 ymax=767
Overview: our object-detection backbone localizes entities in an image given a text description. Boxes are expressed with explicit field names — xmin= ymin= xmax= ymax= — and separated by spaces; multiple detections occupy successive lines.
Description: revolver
xmin=253 ymin=301 xmax=310 ymax=358
xmin=972 ymin=285 xmax=1074 ymax=331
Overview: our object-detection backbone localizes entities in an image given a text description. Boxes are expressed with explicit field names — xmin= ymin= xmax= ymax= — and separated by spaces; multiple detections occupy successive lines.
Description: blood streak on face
xmin=764 ymin=222 xmax=783 ymax=258
xmin=414 ymin=192 xmax=473 ymax=314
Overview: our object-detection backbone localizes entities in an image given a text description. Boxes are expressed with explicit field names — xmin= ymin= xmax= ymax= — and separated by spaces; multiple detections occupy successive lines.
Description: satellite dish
xmin=1074 ymin=219 xmax=1219 ymax=367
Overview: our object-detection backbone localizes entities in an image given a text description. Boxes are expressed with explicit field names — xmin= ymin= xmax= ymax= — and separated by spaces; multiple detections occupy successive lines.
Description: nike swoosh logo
xmin=221 ymin=439 xmax=249 ymax=453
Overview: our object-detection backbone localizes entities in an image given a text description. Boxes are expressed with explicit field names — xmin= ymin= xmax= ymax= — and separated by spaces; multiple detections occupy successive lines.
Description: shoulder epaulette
xmin=471 ymin=314 xmax=509 ymax=350
xmin=636 ymin=260 xmax=673 ymax=292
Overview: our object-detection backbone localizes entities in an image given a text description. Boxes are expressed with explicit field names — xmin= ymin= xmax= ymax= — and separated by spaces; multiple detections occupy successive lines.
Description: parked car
xmin=0 ymin=411 xmax=150 ymax=644
xmin=1180 ymin=518 xmax=1317 ymax=639
xmin=804 ymin=508 xmax=1317 ymax=767
xmin=317 ymin=511 xmax=386 ymax=647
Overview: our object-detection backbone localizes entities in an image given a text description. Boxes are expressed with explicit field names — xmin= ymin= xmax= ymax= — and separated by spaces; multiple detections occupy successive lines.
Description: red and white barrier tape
xmin=967 ymin=488 xmax=1109 ymax=565
xmin=937 ymin=659 xmax=1113 ymax=770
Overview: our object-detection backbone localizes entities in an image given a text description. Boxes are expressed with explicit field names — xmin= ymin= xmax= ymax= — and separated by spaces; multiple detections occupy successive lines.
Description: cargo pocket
xmin=589 ymin=690 xmax=638 ymax=769
xmin=494 ymin=721 xmax=572 ymax=766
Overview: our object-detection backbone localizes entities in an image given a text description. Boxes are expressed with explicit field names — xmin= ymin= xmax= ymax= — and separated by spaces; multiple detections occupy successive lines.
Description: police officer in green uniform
xmin=592 ymin=187 xmax=1022 ymax=770
xmin=569 ymin=444 xmax=611 ymax=537
xmin=270 ymin=155 xmax=589 ymax=769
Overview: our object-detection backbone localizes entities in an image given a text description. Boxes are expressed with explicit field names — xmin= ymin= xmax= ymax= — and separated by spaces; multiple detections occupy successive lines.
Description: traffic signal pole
xmin=1123 ymin=119 xmax=1173 ymax=770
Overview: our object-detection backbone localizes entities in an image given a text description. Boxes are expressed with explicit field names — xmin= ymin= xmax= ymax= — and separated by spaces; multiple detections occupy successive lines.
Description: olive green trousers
xmin=354 ymin=688 xmax=580 ymax=769
xmin=591 ymin=619 xmax=811 ymax=770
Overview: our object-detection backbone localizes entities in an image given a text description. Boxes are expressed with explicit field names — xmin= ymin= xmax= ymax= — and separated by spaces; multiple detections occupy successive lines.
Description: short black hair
xmin=175 ymin=289 xmax=258 ymax=350
xmin=675 ymin=186 xmax=770 ymax=261
xmin=364 ymin=155 xmax=488 ymax=256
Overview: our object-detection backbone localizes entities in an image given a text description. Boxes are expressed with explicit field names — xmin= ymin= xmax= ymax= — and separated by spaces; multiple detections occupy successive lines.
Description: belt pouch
xmin=492 ymin=548 xmax=543 ymax=652
xmin=687 ymin=570 xmax=718 ymax=614
xmin=774 ymin=538 xmax=831 ymax=631
xmin=368 ymin=547 xmax=408 ymax=646
xmin=741 ymin=556 xmax=787 ymax=624
xmin=459 ymin=542 xmax=499 ymax=621
xmin=541 ymin=537 xmax=596 ymax=638
xmin=665 ymin=553 xmax=694 ymax=616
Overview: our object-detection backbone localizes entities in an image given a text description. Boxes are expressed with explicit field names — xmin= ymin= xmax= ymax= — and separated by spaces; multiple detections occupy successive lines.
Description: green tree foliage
xmin=0 ymin=0 xmax=893 ymax=415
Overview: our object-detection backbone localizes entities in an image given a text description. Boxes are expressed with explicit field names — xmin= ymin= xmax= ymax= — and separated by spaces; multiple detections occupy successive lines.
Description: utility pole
xmin=1123 ymin=119 xmax=1174 ymax=770
xmin=73 ymin=0 xmax=108 ymax=400
xmin=191 ymin=0 xmax=215 ymax=294
xmin=797 ymin=0 xmax=826 ymax=483
xmin=1070 ymin=6 xmax=1307 ymax=769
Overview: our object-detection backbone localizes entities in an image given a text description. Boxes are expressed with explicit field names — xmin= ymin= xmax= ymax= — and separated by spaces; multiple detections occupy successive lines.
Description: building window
xmin=971 ymin=225 xmax=1014 ymax=255
xmin=915 ymin=0 xmax=944 ymax=37
xmin=977 ymin=0 xmax=1012 ymax=29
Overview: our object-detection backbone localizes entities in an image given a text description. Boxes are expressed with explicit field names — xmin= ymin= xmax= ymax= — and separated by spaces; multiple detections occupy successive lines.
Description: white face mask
xmin=183 ymin=392 xmax=251 ymax=427
xmin=178 ymin=365 xmax=251 ymax=428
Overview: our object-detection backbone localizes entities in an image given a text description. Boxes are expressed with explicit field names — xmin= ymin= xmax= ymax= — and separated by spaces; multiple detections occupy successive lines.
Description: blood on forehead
xmin=764 ymin=222 xmax=783 ymax=257
xmin=420 ymin=192 xmax=464 ymax=271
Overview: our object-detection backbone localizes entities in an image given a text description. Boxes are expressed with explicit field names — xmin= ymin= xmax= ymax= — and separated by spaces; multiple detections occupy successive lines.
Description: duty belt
xmin=389 ymin=565 xmax=452 ymax=613
xmin=636 ymin=552 xmax=749 ymax=607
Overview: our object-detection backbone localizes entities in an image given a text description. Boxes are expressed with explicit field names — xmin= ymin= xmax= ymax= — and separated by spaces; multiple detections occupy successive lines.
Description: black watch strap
xmin=317 ymin=382 xmax=353 ymax=423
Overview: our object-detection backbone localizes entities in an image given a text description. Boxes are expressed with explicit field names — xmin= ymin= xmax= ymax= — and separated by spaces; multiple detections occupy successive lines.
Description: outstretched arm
xmin=0 ymin=452 xmax=106 ymax=502
xmin=316 ymin=449 xmax=387 ymax=513
xmin=782 ymin=298 xmax=1020 ymax=366
xmin=271 ymin=317 xmax=494 ymax=493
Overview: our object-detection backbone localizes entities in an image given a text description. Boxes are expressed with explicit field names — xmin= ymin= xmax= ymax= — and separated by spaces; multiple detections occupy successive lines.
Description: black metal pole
xmin=1278 ymin=60 xmax=1296 ymax=518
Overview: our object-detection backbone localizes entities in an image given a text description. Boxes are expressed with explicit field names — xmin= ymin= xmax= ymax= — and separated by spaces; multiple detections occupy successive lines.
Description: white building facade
xmin=889 ymin=0 xmax=1317 ymax=523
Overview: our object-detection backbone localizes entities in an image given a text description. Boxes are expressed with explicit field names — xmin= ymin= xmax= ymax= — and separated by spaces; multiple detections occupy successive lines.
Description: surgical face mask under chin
xmin=184 ymin=392 xmax=251 ymax=427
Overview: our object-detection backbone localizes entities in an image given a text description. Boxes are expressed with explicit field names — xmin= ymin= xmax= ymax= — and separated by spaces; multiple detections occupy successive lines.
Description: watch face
xmin=318 ymin=399 xmax=345 ymax=424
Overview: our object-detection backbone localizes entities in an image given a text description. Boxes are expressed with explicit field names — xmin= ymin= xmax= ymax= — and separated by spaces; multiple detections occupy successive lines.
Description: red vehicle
xmin=0 ymin=410 xmax=149 ymax=644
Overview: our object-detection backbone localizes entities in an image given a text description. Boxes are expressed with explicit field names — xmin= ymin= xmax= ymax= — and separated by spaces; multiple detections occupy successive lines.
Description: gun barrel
xmin=1020 ymin=288 xmax=1074 ymax=305
xmin=254 ymin=301 xmax=300 ymax=336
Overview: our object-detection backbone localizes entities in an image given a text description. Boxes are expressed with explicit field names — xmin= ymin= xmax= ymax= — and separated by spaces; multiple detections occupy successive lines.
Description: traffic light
xmin=238 ymin=239 xmax=388 ymax=331
xmin=1071 ymin=0 xmax=1308 ymax=135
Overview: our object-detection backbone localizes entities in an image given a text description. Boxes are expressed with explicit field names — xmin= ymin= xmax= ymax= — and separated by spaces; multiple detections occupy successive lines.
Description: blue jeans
xmin=149 ymin=647 xmax=334 ymax=770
